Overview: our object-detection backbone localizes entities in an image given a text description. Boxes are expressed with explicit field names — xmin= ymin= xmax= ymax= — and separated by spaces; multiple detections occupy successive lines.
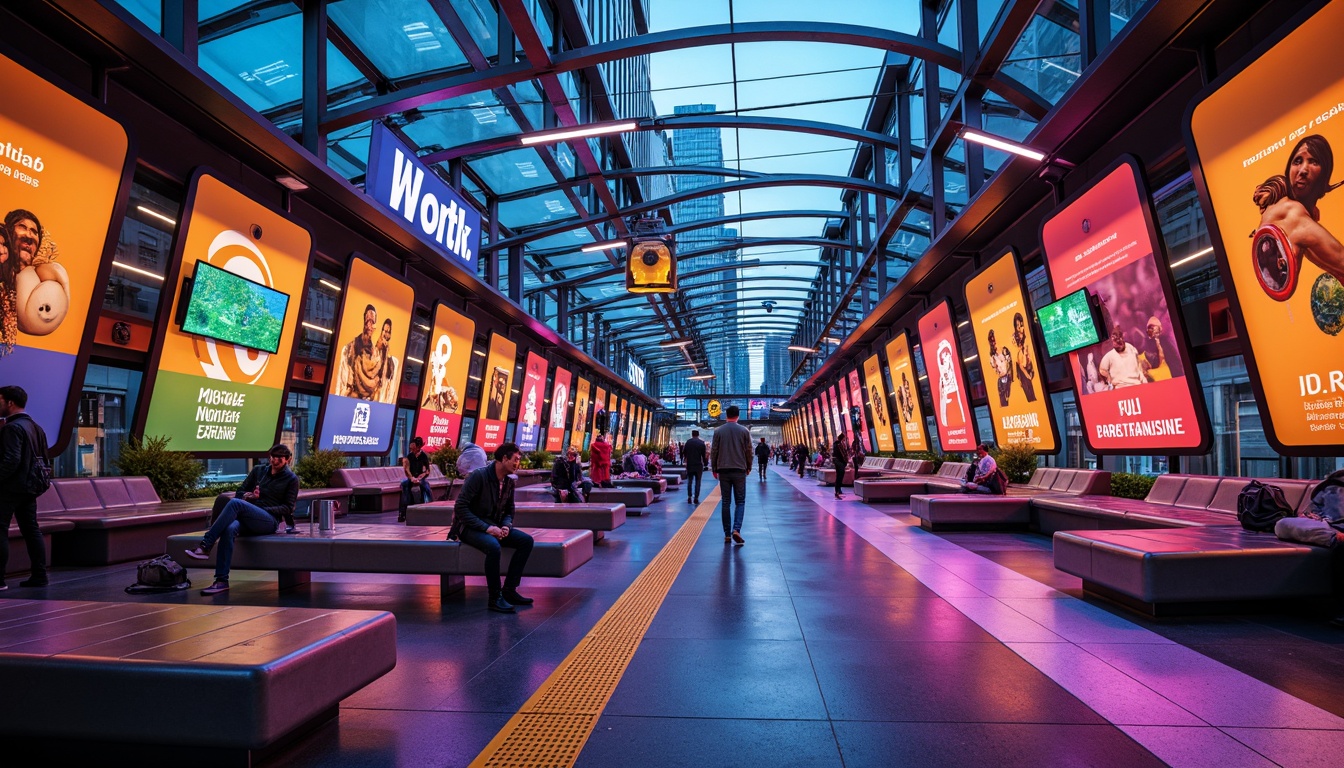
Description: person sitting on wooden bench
xmin=551 ymin=446 xmax=591 ymax=503
xmin=450 ymin=442 xmax=534 ymax=614
xmin=185 ymin=444 xmax=299 ymax=596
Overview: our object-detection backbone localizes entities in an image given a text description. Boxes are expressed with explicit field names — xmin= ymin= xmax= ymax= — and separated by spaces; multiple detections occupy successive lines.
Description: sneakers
xmin=488 ymin=596 xmax=516 ymax=613
xmin=19 ymin=576 xmax=49 ymax=587
xmin=731 ymin=531 xmax=745 ymax=546
xmin=724 ymin=534 xmax=732 ymax=543
xmin=503 ymin=590 xmax=534 ymax=605
xmin=183 ymin=545 xmax=210 ymax=560
xmin=285 ymin=525 xmax=299 ymax=534
xmin=201 ymin=580 xmax=230 ymax=595
xmin=0 ymin=583 xmax=7 ymax=591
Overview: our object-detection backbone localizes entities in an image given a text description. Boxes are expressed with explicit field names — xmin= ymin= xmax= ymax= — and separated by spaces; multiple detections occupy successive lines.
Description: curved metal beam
xmin=496 ymin=165 xmax=768 ymax=203
xmin=323 ymin=22 xmax=1047 ymax=131
xmin=533 ymin=257 xmax=825 ymax=296
xmin=492 ymin=174 xmax=905 ymax=251
xmin=610 ymin=299 xmax=805 ymax=334
xmin=580 ymin=276 xmax=821 ymax=314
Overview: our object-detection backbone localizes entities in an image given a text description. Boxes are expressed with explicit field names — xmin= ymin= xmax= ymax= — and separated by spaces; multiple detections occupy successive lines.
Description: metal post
xmin=963 ymin=98 xmax=984 ymax=198
xmin=487 ymin=197 xmax=501 ymax=287
xmin=557 ymin=288 xmax=569 ymax=336
xmin=301 ymin=0 xmax=328 ymax=160
xmin=162 ymin=0 xmax=199 ymax=61
xmin=508 ymin=246 xmax=523 ymax=303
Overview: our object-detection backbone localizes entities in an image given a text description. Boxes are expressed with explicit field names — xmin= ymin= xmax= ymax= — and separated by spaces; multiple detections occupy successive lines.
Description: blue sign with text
xmin=366 ymin=122 xmax=481 ymax=273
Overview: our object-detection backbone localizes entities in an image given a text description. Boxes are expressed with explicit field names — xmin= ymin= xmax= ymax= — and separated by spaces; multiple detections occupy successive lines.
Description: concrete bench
xmin=0 ymin=599 xmax=395 ymax=765
xmin=614 ymin=477 xmax=667 ymax=495
xmin=214 ymin=486 xmax=354 ymax=521
xmin=818 ymin=457 xmax=895 ymax=486
xmin=515 ymin=484 xmax=654 ymax=513
xmin=853 ymin=462 xmax=973 ymax=502
xmin=34 ymin=477 xmax=211 ymax=567
xmin=910 ymin=469 xmax=1112 ymax=531
xmin=166 ymin=524 xmax=592 ymax=598
xmin=331 ymin=465 xmax=455 ymax=512
xmin=406 ymin=501 xmax=626 ymax=539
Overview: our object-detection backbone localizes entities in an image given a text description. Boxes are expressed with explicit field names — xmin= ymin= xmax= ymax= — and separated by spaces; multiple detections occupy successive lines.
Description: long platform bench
xmin=853 ymin=462 xmax=974 ymax=502
xmin=1050 ymin=474 xmax=1335 ymax=614
xmin=910 ymin=468 xmax=1113 ymax=531
xmin=406 ymin=500 xmax=626 ymax=539
xmin=0 ymin=599 xmax=396 ymax=766
xmin=514 ymin=484 xmax=654 ymax=513
xmin=215 ymin=486 xmax=353 ymax=520
xmin=331 ymin=465 xmax=457 ymax=512
xmin=614 ymin=477 xmax=667 ymax=495
xmin=166 ymin=523 xmax=593 ymax=598
xmin=817 ymin=456 xmax=923 ymax=487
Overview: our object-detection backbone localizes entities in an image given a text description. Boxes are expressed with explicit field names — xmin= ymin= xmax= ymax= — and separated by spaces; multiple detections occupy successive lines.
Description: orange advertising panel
xmin=414 ymin=302 xmax=475 ymax=451
xmin=317 ymin=256 xmax=415 ymax=454
xmin=964 ymin=251 xmax=1058 ymax=452
xmin=1187 ymin=0 xmax=1344 ymax=453
xmin=848 ymin=369 xmax=869 ymax=451
xmin=546 ymin=365 xmax=572 ymax=453
xmin=918 ymin=301 xmax=978 ymax=452
xmin=0 ymin=51 xmax=133 ymax=452
xmin=593 ymin=385 xmax=608 ymax=437
xmin=569 ymin=377 xmax=591 ymax=450
xmin=141 ymin=172 xmax=312 ymax=455
xmin=863 ymin=354 xmax=896 ymax=452
xmin=819 ymin=390 xmax=833 ymax=445
xmin=884 ymin=332 xmax=928 ymax=452
xmin=475 ymin=332 xmax=517 ymax=451
xmin=837 ymin=382 xmax=855 ymax=442
xmin=1040 ymin=158 xmax=1210 ymax=454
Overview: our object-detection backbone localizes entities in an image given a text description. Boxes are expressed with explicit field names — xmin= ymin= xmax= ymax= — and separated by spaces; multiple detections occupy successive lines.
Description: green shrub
xmin=1111 ymin=472 xmax=1156 ymax=499
xmin=294 ymin=447 xmax=346 ymax=489
xmin=187 ymin=481 xmax=238 ymax=499
xmin=994 ymin=442 xmax=1039 ymax=484
xmin=429 ymin=443 xmax=462 ymax=480
xmin=580 ymin=448 xmax=590 ymax=463
xmin=114 ymin=435 xmax=204 ymax=501
xmin=524 ymin=450 xmax=554 ymax=470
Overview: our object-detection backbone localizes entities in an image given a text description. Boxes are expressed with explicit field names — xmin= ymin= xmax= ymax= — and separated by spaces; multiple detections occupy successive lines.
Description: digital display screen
xmin=180 ymin=259 xmax=290 ymax=354
xmin=1037 ymin=289 xmax=1101 ymax=358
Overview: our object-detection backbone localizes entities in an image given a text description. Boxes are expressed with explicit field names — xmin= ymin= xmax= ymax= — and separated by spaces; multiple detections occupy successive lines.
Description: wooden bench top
xmin=405 ymin=501 xmax=626 ymax=531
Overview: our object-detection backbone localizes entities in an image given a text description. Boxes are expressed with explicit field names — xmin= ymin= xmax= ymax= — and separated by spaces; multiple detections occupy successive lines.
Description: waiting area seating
xmin=614 ymin=477 xmax=667 ymax=496
xmin=515 ymin=484 xmax=654 ymax=512
xmin=166 ymin=523 xmax=593 ymax=598
xmin=0 ymin=599 xmax=396 ymax=766
xmin=909 ymin=468 xmax=1112 ymax=531
xmin=406 ymin=500 xmax=626 ymax=539
xmin=330 ymin=465 xmax=455 ymax=512
xmin=852 ymin=462 xmax=973 ymax=502
xmin=818 ymin=456 xmax=888 ymax=487
xmin=29 ymin=477 xmax=210 ymax=568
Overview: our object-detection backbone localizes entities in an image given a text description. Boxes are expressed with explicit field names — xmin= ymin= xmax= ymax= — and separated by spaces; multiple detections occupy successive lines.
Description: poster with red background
xmin=546 ymin=365 xmax=572 ymax=452
xmin=917 ymin=300 xmax=978 ymax=452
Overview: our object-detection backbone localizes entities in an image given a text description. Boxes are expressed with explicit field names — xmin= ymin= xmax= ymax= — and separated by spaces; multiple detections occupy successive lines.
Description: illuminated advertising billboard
xmin=917 ymin=301 xmax=978 ymax=452
xmin=570 ymin=376 xmax=591 ymax=451
xmin=414 ymin=301 xmax=474 ymax=451
xmin=847 ymin=369 xmax=869 ymax=450
xmin=818 ymin=390 xmax=832 ymax=444
xmin=963 ymin=251 xmax=1059 ymax=452
xmin=0 ymin=51 xmax=133 ymax=453
xmin=475 ymin=332 xmax=517 ymax=451
xmin=366 ymin=122 xmax=479 ymax=274
xmin=546 ymin=365 xmax=572 ymax=452
xmin=863 ymin=354 xmax=896 ymax=452
xmin=1040 ymin=158 xmax=1210 ymax=454
xmin=316 ymin=255 xmax=414 ymax=454
xmin=837 ymin=383 xmax=855 ymax=442
xmin=884 ymin=332 xmax=929 ymax=452
xmin=617 ymin=398 xmax=630 ymax=449
xmin=514 ymin=351 xmax=548 ymax=451
xmin=141 ymin=172 xmax=311 ymax=454
xmin=1186 ymin=0 xmax=1344 ymax=454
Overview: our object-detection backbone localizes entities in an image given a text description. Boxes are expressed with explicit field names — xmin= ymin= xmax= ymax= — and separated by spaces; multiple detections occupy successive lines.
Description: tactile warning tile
xmin=471 ymin=490 xmax=720 ymax=768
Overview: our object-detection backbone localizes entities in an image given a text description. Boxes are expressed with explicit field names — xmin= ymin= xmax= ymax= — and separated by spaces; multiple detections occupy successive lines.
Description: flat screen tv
xmin=1037 ymin=288 xmax=1102 ymax=358
xmin=180 ymin=260 xmax=290 ymax=354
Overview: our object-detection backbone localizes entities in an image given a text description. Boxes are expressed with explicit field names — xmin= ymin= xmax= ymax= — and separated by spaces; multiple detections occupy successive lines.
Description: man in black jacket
xmin=755 ymin=438 xmax=771 ymax=481
xmin=682 ymin=429 xmax=707 ymax=504
xmin=551 ymin=446 xmax=591 ymax=503
xmin=185 ymin=444 xmax=299 ymax=595
xmin=0 ymin=385 xmax=49 ymax=589
xmin=451 ymin=442 xmax=534 ymax=613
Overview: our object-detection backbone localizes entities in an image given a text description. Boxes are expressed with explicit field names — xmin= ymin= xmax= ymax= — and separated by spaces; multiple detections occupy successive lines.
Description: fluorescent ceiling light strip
xmin=301 ymin=321 xmax=333 ymax=334
xmin=582 ymin=240 xmax=627 ymax=252
xmin=659 ymin=338 xmax=694 ymax=347
xmin=961 ymin=129 xmax=1047 ymax=162
xmin=787 ymin=345 xmax=816 ymax=352
xmin=318 ymin=278 xmax=343 ymax=292
xmin=407 ymin=356 xmax=424 ymax=364
xmin=135 ymin=205 xmax=176 ymax=226
xmin=688 ymin=374 xmax=716 ymax=380
xmin=519 ymin=121 xmax=638 ymax=146
xmin=112 ymin=261 xmax=165 ymax=281
xmin=1169 ymin=246 xmax=1215 ymax=269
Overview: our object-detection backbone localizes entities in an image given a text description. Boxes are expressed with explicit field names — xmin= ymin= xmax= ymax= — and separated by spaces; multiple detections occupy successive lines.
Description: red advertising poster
xmin=838 ymin=383 xmax=855 ymax=441
xmin=828 ymin=385 xmax=843 ymax=442
xmin=474 ymin=332 xmax=517 ymax=451
xmin=1040 ymin=157 xmax=1210 ymax=454
xmin=917 ymin=300 xmax=978 ymax=452
xmin=515 ymin=351 xmax=548 ymax=451
xmin=848 ymin=368 xmax=869 ymax=451
xmin=546 ymin=365 xmax=572 ymax=452
xmin=413 ymin=301 xmax=474 ymax=451
xmin=820 ymin=389 xmax=834 ymax=444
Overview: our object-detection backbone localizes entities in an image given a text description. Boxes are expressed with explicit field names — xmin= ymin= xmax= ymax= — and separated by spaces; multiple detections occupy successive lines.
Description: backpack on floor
xmin=125 ymin=554 xmax=191 ymax=594
xmin=1236 ymin=480 xmax=1294 ymax=532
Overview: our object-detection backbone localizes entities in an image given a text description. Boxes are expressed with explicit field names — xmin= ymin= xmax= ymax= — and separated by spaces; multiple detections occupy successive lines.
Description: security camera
xmin=762 ymin=300 xmax=777 ymax=314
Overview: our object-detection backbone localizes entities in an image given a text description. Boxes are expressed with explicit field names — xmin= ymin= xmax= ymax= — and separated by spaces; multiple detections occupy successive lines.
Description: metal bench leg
xmin=593 ymin=530 xmax=605 ymax=542
xmin=440 ymin=574 xmax=465 ymax=597
xmin=279 ymin=570 xmax=312 ymax=590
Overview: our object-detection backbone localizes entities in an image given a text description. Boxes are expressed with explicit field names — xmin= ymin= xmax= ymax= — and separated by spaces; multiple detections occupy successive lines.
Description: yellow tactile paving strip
xmin=469 ymin=489 xmax=720 ymax=768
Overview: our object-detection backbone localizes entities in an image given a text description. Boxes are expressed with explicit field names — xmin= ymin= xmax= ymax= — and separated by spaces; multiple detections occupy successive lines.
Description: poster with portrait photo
xmin=847 ymin=368 xmax=869 ymax=451
xmin=547 ymin=365 xmax=572 ymax=452
xmin=1187 ymin=0 xmax=1344 ymax=453
xmin=917 ymin=301 xmax=978 ymax=452
xmin=1040 ymin=157 xmax=1210 ymax=454
xmin=413 ymin=301 xmax=475 ymax=451
xmin=474 ymin=332 xmax=517 ymax=451
xmin=570 ymin=377 xmax=591 ymax=451
xmin=863 ymin=354 xmax=896 ymax=451
xmin=883 ymin=332 xmax=928 ymax=452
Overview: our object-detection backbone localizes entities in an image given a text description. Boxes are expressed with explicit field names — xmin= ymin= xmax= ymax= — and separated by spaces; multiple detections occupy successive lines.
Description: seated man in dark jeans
xmin=551 ymin=446 xmax=592 ymax=503
xmin=399 ymin=436 xmax=432 ymax=522
xmin=450 ymin=442 xmax=534 ymax=613
xmin=185 ymin=444 xmax=299 ymax=595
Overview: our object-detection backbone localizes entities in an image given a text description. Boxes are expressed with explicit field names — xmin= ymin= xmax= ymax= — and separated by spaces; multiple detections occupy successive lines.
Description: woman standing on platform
xmin=589 ymin=433 xmax=613 ymax=488
xmin=831 ymin=434 xmax=850 ymax=500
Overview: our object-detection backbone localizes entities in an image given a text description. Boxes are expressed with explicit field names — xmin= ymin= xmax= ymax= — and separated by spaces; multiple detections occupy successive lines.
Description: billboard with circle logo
xmin=140 ymin=171 xmax=311 ymax=455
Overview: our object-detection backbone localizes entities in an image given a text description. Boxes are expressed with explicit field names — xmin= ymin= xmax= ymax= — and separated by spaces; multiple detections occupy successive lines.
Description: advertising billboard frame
xmin=917 ymin=299 xmax=980 ymax=453
xmin=883 ymin=330 xmax=929 ymax=453
xmin=413 ymin=299 xmax=476 ymax=451
xmin=475 ymin=330 xmax=519 ymax=452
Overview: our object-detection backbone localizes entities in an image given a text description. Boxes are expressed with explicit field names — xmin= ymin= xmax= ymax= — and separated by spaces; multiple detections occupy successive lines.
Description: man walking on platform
xmin=831 ymin=434 xmax=850 ymax=500
xmin=683 ymin=429 xmax=707 ymax=504
xmin=0 ymin=385 xmax=50 ymax=589
xmin=755 ymin=437 xmax=771 ymax=481
xmin=711 ymin=406 xmax=752 ymax=545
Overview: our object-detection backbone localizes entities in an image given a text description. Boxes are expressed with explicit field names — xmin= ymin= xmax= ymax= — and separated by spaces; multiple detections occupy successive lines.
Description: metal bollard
xmin=315 ymin=499 xmax=336 ymax=532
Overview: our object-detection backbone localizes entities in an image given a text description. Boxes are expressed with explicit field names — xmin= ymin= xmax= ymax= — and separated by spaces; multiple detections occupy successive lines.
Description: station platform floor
xmin=9 ymin=464 xmax=1344 ymax=767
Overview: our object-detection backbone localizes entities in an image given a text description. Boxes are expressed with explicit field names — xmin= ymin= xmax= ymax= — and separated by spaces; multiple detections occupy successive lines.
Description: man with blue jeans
xmin=184 ymin=444 xmax=298 ymax=595
xmin=963 ymin=443 xmax=1004 ymax=495
xmin=399 ymin=436 xmax=433 ymax=522
xmin=451 ymin=442 xmax=535 ymax=613
xmin=711 ymin=405 xmax=753 ymax=545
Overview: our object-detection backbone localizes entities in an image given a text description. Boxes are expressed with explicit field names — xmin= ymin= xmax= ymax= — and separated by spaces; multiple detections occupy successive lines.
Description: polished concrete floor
xmin=8 ymin=465 xmax=1344 ymax=767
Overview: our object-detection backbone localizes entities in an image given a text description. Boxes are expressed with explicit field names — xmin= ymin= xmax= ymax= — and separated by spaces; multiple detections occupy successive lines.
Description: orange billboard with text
xmin=414 ymin=302 xmax=474 ymax=451
xmin=1187 ymin=0 xmax=1344 ymax=453
xmin=884 ymin=332 xmax=928 ymax=452
xmin=570 ymin=377 xmax=591 ymax=451
xmin=964 ymin=251 xmax=1058 ymax=452
xmin=863 ymin=354 xmax=896 ymax=452
xmin=474 ymin=332 xmax=517 ymax=451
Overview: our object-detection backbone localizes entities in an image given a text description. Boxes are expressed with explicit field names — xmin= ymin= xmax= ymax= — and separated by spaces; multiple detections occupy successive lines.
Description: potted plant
xmin=294 ymin=447 xmax=347 ymax=489
xmin=429 ymin=443 xmax=463 ymax=499
xmin=993 ymin=441 xmax=1039 ymax=485
xmin=115 ymin=435 xmax=204 ymax=502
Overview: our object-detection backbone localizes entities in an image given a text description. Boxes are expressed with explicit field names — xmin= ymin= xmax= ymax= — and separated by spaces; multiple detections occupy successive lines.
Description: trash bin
xmin=314 ymin=500 xmax=336 ymax=532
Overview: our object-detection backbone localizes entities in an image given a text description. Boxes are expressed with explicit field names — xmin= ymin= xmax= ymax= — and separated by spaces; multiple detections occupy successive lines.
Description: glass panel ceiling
xmin=328 ymin=0 xmax=470 ymax=79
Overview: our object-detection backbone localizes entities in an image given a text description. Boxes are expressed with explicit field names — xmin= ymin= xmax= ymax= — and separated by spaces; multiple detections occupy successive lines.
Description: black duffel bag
xmin=125 ymin=554 xmax=191 ymax=594
xmin=1236 ymin=480 xmax=1294 ymax=532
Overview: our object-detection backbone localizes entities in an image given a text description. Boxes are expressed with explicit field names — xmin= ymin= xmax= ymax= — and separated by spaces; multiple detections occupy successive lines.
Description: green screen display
xmin=181 ymin=260 xmax=290 ymax=353
xmin=1038 ymin=289 xmax=1100 ymax=357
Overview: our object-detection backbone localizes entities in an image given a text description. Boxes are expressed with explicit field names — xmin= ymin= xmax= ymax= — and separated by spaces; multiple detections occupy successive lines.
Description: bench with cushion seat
xmin=873 ymin=458 xmax=936 ymax=477
xmin=909 ymin=469 xmax=1112 ymax=531
xmin=614 ymin=477 xmax=666 ymax=496
xmin=7 ymin=487 xmax=75 ymax=575
xmin=330 ymin=465 xmax=454 ymax=512
xmin=817 ymin=457 xmax=894 ymax=487
xmin=853 ymin=462 xmax=973 ymax=502
xmin=215 ymin=486 xmax=354 ymax=520
xmin=166 ymin=523 xmax=593 ymax=598
xmin=406 ymin=500 xmax=626 ymax=539
xmin=515 ymin=483 xmax=655 ymax=512
xmin=34 ymin=477 xmax=212 ymax=566
xmin=514 ymin=469 xmax=550 ymax=487
xmin=0 ymin=599 xmax=395 ymax=766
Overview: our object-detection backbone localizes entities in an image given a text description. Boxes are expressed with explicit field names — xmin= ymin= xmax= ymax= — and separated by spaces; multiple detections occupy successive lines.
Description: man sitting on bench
xmin=186 ymin=444 xmax=299 ymax=595
xmin=450 ymin=442 xmax=534 ymax=614
xmin=551 ymin=446 xmax=592 ymax=503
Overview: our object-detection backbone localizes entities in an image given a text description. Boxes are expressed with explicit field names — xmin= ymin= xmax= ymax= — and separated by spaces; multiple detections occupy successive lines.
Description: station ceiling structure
xmin=79 ymin=0 xmax=1189 ymax=401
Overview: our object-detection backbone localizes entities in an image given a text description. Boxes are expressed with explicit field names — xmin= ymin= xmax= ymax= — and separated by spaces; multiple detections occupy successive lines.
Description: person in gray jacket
xmin=711 ymin=405 xmax=753 ymax=545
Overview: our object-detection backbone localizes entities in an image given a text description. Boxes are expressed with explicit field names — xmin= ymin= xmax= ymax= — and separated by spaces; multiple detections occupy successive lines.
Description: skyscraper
xmin=760 ymin=334 xmax=790 ymax=395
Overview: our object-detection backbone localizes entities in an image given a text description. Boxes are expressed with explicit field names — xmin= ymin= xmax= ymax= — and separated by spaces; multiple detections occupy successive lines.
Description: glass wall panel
xmin=116 ymin=0 xmax=160 ymax=33
xmin=1186 ymin=356 xmax=1273 ymax=478
xmin=1001 ymin=14 xmax=1081 ymax=107
xmin=52 ymin=365 xmax=143 ymax=479
xmin=199 ymin=13 xmax=363 ymax=114
xmin=978 ymin=0 xmax=1006 ymax=46
xmin=329 ymin=0 xmax=470 ymax=78
xmin=105 ymin=179 xmax=182 ymax=320
xmin=402 ymin=91 xmax=523 ymax=150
